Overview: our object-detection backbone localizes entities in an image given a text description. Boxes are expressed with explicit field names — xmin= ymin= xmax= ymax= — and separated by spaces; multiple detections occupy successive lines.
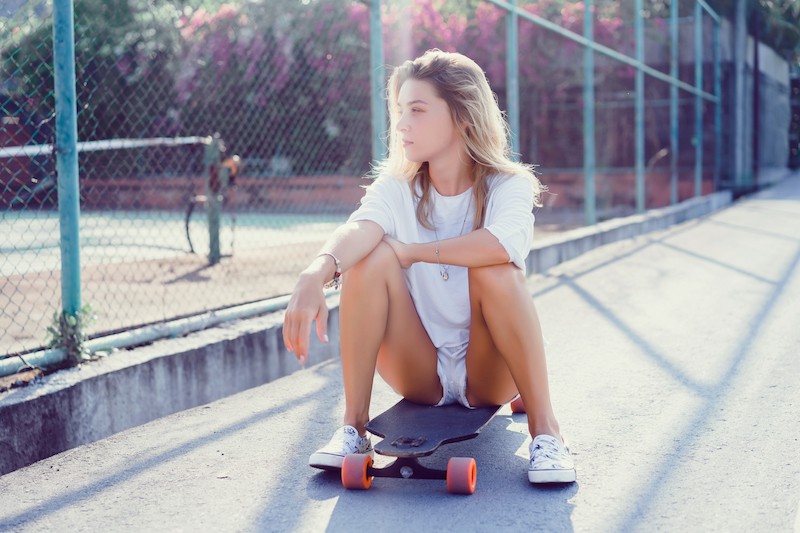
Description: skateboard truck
xmin=372 ymin=456 xmax=446 ymax=480
xmin=342 ymin=454 xmax=477 ymax=494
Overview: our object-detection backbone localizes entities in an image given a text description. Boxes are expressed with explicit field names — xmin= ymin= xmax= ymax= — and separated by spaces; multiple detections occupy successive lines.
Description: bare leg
xmin=339 ymin=242 xmax=442 ymax=435
xmin=464 ymin=263 xmax=562 ymax=440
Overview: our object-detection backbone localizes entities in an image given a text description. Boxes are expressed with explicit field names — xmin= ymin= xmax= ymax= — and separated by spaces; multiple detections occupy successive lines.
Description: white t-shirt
xmin=346 ymin=173 xmax=535 ymax=350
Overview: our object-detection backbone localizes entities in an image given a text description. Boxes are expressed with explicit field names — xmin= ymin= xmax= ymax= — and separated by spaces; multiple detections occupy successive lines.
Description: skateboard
xmin=337 ymin=399 xmax=504 ymax=495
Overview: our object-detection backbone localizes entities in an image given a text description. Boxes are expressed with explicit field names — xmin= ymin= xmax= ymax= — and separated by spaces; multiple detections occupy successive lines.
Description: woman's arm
xmin=384 ymin=228 xmax=509 ymax=269
xmin=284 ymin=220 xmax=385 ymax=363
xmin=297 ymin=220 xmax=386 ymax=285
xmin=385 ymin=176 xmax=534 ymax=270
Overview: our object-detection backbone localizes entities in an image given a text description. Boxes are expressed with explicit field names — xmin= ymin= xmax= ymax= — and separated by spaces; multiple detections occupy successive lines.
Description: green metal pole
xmin=205 ymin=135 xmax=221 ymax=264
xmin=370 ymin=0 xmax=387 ymax=164
xmin=53 ymin=0 xmax=81 ymax=316
xmin=506 ymin=0 xmax=520 ymax=158
xmin=670 ymin=0 xmax=679 ymax=205
xmin=694 ymin=2 xmax=704 ymax=197
xmin=635 ymin=0 xmax=645 ymax=212
xmin=583 ymin=0 xmax=596 ymax=226
xmin=713 ymin=20 xmax=721 ymax=191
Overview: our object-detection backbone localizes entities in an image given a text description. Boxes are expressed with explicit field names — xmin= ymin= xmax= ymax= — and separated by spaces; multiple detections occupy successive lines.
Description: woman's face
xmin=395 ymin=78 xmax=461 ymax=164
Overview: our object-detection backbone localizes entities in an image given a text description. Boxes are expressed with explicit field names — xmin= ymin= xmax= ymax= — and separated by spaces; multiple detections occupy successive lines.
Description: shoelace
xmin=531 ymin=438 xmax=567 ymax=462
xmin=337 ymin=427 xmax=369 ymax=454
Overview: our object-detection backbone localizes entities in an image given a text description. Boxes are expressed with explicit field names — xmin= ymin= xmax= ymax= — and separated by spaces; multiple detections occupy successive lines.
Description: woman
xmin=283 ymin=49 xmax=575 ymax=484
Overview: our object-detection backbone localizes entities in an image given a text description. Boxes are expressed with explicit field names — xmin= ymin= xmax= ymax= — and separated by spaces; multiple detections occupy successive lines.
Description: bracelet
xmin=318 ymin=252 xmax=342 ymax=290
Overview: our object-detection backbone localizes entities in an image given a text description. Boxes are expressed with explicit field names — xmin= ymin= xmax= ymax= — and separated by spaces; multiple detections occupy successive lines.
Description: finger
xmin=288 ymin=312 xmax=302 ymax=355
xmin=316 ymin=304 xmax=329 ymax=343
xmin=296 ymin=313 xmax=313 ymax=360
xmin=289 ymin=312 xmax=303 ymax=357
xmin=292 ymin=317 xmax=306 ymax=365
xmin=282 ymin=312 xmax=294 ymax=352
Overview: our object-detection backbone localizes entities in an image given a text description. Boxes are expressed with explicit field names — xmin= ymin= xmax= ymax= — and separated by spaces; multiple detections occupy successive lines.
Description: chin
xmin=403 ymin=151 xmax=427 ymax=164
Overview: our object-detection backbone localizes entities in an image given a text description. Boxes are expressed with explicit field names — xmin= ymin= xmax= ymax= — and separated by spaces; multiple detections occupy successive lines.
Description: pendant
xmin=441 ymin=271 xmax=449 ymax=281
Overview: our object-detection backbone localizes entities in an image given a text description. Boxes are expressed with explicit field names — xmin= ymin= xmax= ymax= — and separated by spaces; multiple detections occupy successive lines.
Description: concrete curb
xmin=0 ymin=189 xmax=732 ymax=475
xmin=527 ymin=190 xmax=732 ymax=274
xmin=0 ymin=308 xmax=340 ymax=475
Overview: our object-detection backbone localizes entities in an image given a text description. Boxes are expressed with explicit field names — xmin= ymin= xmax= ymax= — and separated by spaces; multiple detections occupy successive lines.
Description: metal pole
xmin=714 ymin=20 xmax=721 ymax=191
xmin=733 ymin=0 xmax=746 ymax=187
xmin=635 ymin=0 xmax=645 ymax=212
xmin=1 ymin=292 xmax=294 ymax=377
xmin=205 ymin=135 xmax=221 ymax=264
xmin=694 ymin=2 xmax=703 ymax=197
xmin=752 ymin=6 xmax=760 ymax=187
xmin=370 ymin=0 xmax=387 ymax=163
xmin=583 ymin=0 xmax=596 ymax=225
xmin=670 ymin=0 xmax=678 ymax=205
xmin=53 ymin=0 xmax=81 ymax=316
xmin=506 ymin=0 xmax=520 ymax=158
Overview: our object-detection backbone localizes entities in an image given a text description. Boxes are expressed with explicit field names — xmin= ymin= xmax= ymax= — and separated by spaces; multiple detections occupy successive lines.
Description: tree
xmin=708 ymin=0 xmax=800 ymax=63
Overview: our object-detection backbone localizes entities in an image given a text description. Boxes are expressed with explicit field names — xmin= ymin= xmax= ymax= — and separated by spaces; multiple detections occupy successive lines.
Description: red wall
xmin=76 ymin=171 xmax=716 ymax=212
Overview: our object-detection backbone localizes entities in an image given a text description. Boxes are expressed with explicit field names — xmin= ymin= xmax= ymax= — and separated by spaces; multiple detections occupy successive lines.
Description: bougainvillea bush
xmin=3 ymin=0 xmax=643 ymax=178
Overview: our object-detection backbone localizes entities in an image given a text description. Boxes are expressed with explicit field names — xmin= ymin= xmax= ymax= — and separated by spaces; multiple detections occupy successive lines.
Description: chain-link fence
xmin=2 ymin=0 xmax=373 ymax=359
xmin=1 ymin=0 xmax=737 ymax=366
xmin=379 ymin=0 xmax=725 ymax=224
xmin=2 ymin=0 xmax=62 ymax=361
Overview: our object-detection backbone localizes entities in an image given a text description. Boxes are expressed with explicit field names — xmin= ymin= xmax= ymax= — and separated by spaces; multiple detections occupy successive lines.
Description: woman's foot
xmin=528 ymin=434 xmax=576 ymax=483
xmin=308 ymin=425 xmax=374 ymax=469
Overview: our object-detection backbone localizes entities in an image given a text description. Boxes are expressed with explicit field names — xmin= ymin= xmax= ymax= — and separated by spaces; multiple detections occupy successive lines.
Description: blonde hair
xmin=369 ymin=48 xmax=544 ymax=230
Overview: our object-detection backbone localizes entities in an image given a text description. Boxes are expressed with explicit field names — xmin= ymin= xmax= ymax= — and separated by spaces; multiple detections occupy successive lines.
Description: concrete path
xmin=0 ymin=175 xmax=798 ymax=532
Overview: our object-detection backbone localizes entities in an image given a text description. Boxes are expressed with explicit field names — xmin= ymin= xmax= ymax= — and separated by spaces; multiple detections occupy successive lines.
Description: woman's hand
xmin=283 ymin=273 xmax=329 ymax=366
xmin=382 ymin=235 xmax=415 ymax=269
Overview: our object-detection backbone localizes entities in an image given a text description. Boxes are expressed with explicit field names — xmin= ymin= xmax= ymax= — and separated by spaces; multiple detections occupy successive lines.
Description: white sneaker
xmin=308 ymin=425 xmax=374 ymax=469
xmin=528 ymin=434 xmax=576 ymax=483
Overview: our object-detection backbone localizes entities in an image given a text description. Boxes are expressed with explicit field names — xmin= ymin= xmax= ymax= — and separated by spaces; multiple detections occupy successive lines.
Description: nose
xmin=396 ymin=112 xmax=408 ymax=133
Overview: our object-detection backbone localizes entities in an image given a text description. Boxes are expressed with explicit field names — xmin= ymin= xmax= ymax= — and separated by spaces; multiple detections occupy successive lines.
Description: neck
xmin=427 ymin=151 xmax=473 ymax=197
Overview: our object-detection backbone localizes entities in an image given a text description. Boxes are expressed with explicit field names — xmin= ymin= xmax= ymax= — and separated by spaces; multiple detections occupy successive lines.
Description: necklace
xmin=433 ymin=194 xmax=472 ymax=281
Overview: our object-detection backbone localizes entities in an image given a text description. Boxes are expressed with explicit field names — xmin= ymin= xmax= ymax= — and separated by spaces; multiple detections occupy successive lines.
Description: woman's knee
xmin=468 ymin=262 xmax=524 ymax=291
xmin=345 ymin=241 xmax=399 ymax=281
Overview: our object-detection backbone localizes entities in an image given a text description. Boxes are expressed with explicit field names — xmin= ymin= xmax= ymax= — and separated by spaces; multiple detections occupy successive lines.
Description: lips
xmin=402 ymin=140 xmax=413 ymax=146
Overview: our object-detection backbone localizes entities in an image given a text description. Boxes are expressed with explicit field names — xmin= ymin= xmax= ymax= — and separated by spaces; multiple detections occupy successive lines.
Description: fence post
xmin=53 ymin=0 xmax=81 ymax=317
xmin=733 ymin=0 xmax=747 ymax=186
xmin=370 ymin=0 xmax=387 ymax=164
xmin=506 ymin=0 xmax=520 ymax=159
xmin=694 ymin=2 xmax=704 ymax=197
xmin=714 ymin=19 xmax=721 ymax=191
xmin=670 ymin=0 xmax=679 ymax=205
xmin=583 ymin=0 xmax=596 ymax=225
xmin=635 ymin=0 xmax=645 ymax=212
xmin=205 ymin=135 xmax=222 ymax=265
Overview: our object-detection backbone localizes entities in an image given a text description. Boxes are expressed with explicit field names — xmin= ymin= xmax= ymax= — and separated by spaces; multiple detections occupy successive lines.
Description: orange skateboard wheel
xmin=446 ymin=457 xmax=477 ymax=495
xmin=510 ymin=396 xmax=526 ymax=414
xmin=341 ymin=454 xmax=373 ymax=490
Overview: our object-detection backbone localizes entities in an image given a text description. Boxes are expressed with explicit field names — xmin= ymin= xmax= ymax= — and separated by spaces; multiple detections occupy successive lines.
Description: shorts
xmin=435 ymin=342 xmax=473 ymax=409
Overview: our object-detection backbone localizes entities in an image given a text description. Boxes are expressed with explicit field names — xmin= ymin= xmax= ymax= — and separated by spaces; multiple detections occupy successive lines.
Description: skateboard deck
xmin=366 ymin=399 xmax=500 ymax=458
